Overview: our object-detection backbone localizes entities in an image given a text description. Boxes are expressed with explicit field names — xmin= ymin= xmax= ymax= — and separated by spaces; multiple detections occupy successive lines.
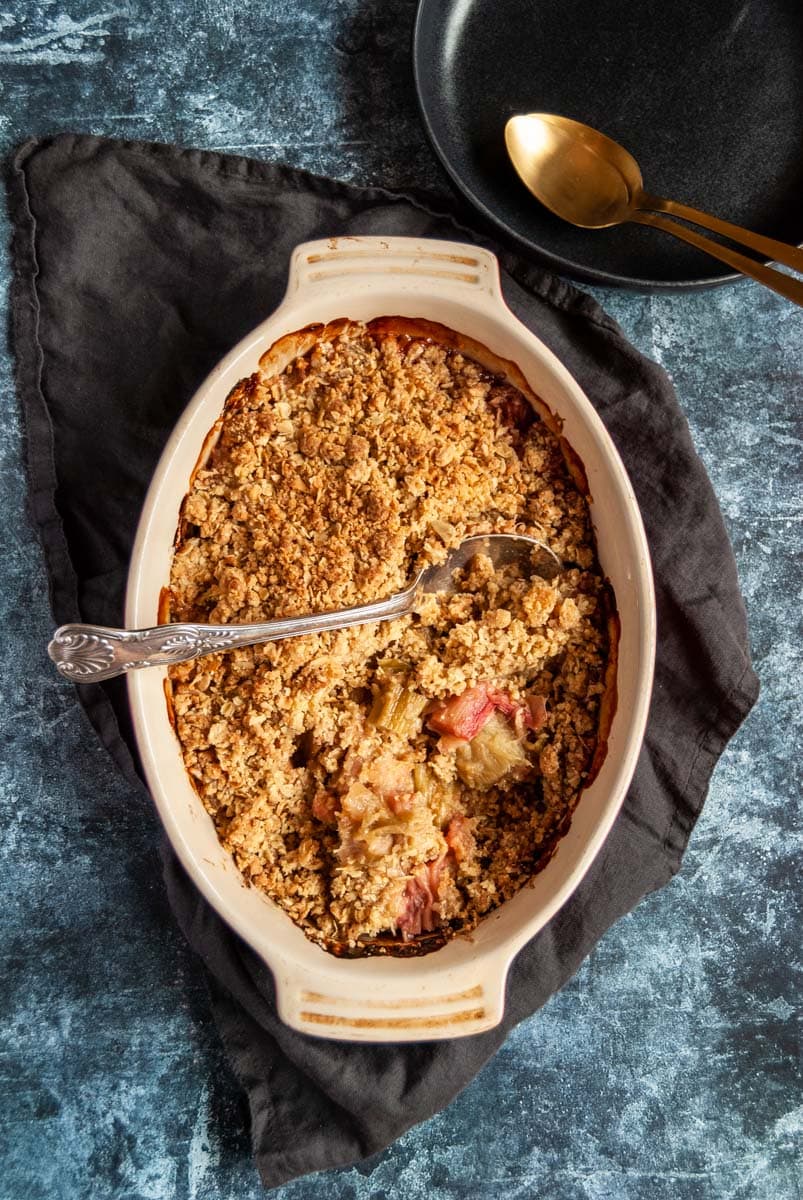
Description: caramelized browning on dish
xmin=166 ymin=318 xmax=616 ymax=955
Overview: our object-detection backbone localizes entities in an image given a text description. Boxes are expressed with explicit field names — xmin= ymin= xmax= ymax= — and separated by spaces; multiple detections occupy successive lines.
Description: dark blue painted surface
xmin=0 ymin=3 xmax=800 ymax=1197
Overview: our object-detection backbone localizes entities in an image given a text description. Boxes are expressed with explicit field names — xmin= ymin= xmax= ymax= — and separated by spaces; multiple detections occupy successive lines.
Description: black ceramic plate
xmin=413 ymin=0 xmax=803 ymax=288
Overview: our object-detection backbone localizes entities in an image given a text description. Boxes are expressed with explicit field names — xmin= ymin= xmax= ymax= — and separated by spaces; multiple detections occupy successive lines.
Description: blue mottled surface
xmin=0 ymin=3 xmax=800 ymax=1197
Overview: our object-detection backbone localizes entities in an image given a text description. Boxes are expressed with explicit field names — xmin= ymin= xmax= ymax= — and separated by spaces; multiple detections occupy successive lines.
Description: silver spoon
xmin=48 ymin=534 xmax=561 ymax=684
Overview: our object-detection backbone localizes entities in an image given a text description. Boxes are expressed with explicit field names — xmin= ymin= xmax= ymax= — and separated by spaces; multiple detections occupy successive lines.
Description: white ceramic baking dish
xmin=126 ymin=236 xmax=655 ymax=1042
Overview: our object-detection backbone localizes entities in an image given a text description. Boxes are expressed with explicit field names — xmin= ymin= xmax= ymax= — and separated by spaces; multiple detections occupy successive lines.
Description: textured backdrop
xmin=0 ymin=3 xmax=800 ymax=1198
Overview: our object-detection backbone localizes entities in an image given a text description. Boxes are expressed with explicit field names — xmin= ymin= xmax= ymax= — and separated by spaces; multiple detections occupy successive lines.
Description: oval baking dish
xmin=126 ymin=237 xmax=655 ymax=1042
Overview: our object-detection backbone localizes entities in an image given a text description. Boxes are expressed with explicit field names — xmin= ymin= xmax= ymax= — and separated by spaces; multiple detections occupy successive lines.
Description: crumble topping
xmin=167 ymin=319 xmax=614 ymax=954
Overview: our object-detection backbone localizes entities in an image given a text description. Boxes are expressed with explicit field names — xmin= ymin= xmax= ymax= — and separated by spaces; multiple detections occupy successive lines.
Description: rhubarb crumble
xmin=165 ymin=317 xmax=617 ymax=955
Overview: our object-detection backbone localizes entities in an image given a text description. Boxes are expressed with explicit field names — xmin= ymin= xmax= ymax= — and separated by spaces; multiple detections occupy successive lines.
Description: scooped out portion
xmin=166 ymin=318 xmax=616 ymax=955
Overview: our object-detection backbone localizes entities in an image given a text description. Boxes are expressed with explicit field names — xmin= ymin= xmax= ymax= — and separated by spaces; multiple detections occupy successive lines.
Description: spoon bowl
xmin=504 ymin=112 xmax=803 ymax=305
xmin=505 ymin=113 xmax=643 ymax=229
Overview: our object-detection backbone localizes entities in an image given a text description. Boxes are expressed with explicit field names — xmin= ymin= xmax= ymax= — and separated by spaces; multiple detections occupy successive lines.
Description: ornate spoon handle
xmin=48 ymin=588 xmax=416 ymax=684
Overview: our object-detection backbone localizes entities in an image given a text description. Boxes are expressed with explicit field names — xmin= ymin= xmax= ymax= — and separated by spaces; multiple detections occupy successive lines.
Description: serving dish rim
xmin=125 ymin=235 xmax=656 ymax=1040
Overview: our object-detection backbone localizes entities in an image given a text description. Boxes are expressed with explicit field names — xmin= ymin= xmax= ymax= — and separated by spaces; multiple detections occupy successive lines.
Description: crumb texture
xmin=168 ymin=321 xmax=612 ymax=953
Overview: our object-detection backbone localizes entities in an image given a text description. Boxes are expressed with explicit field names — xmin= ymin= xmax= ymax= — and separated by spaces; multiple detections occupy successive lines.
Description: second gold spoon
xmin=505 ymin=113 xmax=803 ymax=305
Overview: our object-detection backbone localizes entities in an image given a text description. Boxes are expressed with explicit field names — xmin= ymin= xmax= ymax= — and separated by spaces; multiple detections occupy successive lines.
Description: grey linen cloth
xmin=7 ymin=134 xmax=758 ymax=1189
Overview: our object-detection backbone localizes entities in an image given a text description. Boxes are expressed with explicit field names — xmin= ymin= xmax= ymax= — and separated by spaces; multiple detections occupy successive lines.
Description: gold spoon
xmin=505 ymin=113 xmax=803 ymax=306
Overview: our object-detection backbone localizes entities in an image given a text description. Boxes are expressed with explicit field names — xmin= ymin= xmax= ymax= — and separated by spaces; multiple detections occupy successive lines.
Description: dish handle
xmin=272 ymin=951 xmax=512 ymax=1043
xmin=285 ymin=236 xmax=505 ymax=305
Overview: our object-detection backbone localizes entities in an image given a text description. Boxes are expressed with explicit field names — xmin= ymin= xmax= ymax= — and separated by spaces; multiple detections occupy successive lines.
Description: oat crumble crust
xmin=166 ymin=319 xmax=614 ymax=955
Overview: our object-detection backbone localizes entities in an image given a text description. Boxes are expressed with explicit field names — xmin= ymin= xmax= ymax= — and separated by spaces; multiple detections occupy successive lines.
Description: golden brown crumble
xmin=166 ymin=319 xmax=614 ymax=955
